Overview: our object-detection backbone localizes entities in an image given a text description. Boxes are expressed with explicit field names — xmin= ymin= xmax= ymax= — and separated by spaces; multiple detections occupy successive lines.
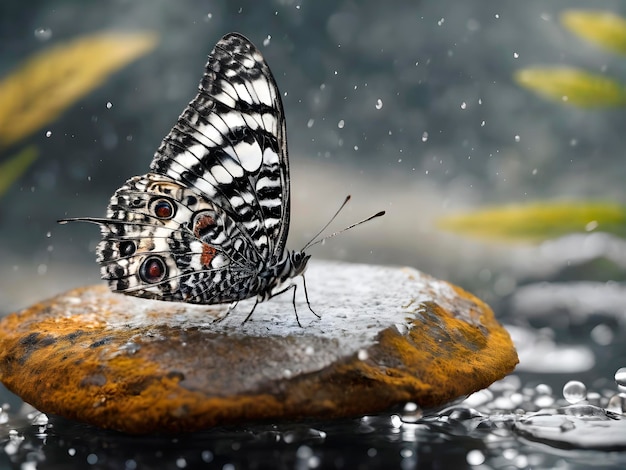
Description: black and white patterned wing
xmin=150 ymin=32 xmax=290 ymax=263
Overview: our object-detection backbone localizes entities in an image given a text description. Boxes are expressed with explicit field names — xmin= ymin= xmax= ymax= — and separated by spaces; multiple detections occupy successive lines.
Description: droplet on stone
xmin=563 ymin=380 xmax=587 ymax=404
xmin=375 ymin=99 xmax=383 ymax=110
xmin=607 ymin=393 xmax=626 ymax=414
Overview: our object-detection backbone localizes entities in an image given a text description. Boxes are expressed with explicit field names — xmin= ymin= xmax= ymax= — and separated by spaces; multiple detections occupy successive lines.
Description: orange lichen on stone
xmin=0 ymin=260 xmax=518 ymax=433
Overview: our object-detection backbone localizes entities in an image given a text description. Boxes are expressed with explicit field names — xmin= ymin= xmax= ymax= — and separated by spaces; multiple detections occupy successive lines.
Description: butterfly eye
xmin=153 ymin=199 xmax=175 ymax=219
xmin=119 ymin=241 xmax=136 ymax=257
xmin=139 ymin=256 xmax=167 ymax=284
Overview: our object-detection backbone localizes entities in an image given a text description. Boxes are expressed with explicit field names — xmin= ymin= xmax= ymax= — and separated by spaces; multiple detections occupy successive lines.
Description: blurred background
xmin=3 ymin=0 xmax=625 ymax=313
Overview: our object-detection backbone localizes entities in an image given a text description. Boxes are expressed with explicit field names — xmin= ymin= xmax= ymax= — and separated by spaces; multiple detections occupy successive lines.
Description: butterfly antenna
xmin=301 ymin=195 xmax=352 ymax=251
xmin=57 ymin=217 xmax=109 ymax=225
xmin=305 ymin=210 xmax=385 ymax=250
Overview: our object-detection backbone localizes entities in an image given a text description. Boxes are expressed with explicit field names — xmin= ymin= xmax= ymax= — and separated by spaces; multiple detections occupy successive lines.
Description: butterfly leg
xmin=301 ymin=274 xmax=320 ymax=319
xmin=242 ymin=299 xmax=260 ymax=324
xmin=211 ymin=301 xmax=240 ymax=324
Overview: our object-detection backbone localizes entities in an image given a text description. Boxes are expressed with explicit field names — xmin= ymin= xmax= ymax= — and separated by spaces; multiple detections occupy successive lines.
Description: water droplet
xmin=563 ymin=380 xmax=587 ymax=404
xmin=437 ymin=18 xmax=445 ymax=26
xmin=106 ymin=101 xmax=113 ymax=109
xmin=460 ymin=101 xmax=467 ymax=110
xmin=206 ymin=13 xmax=213 ymax=20
xmin=296 ymin=445 xmax=313 ymax=459
xmin=532 ymin=168 xmax=538 ymax=175
xmin=400 ymin=448 xmax=413 ymax=458
xmin=337 ymin=119 xmax=345 ymax=129
xmin=585 ymin=220 xmax=598 ymax=232
xmin=304 ymin=346 xmax=315 ymax=355
xmin=353 ymin=145 xmax=359 ymax=151
xmin=534 ymin=394 xmax=554 ymax=408
xmin=263 ymin=35 xmax=271 ymax=47
xmin=45 ymin=130 xmax=52 ymax=137
xmin=31 ymin=413 xmax=48 ymax=425
xmin=307 ymin=118 xmax=315 ymax=128
xmin=481 ymin=120 xmax=486 ymax=127
xmin=421 ymin=131 xmax=429 ymax=142
xmin=615 ymin=367 xmax=626 ymax=389
xmin=176 ymin=457 xmax=187 ymax=468
xmin=357 ymin=349 xmax=368 ymax=361
xmin=513 ymin=52 xmax=519 ymax=58
xmin=401 ymin=402 xmax=422 ymax=423
xmin=466 ymin=449 xmax=485 ymax=465
xmin=201 ymin=450 xmax=213 ymax=463
xmin=514 ymin=134 xmax=520 ymax=142
xmin=607 ymin=392 xmax=626 ymax=414
xmin=34 ymin=28 xmax=52 ymax=41
xmin=375 ymin=99 xmax=383 ymax=110
xmin=46 ymin=231 xmax=51 ymax=238
xmin=87 ymin=454 xmax=98 ymax=465
xmin=535 ymin=383 xmax=552 ymax=395
xmin=68 ymin=448 xmax=76 ymax=456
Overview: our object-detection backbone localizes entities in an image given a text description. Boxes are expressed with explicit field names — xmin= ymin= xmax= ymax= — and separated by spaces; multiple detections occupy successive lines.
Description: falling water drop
xmin=34 ymin=28 xmax=52 ymax=41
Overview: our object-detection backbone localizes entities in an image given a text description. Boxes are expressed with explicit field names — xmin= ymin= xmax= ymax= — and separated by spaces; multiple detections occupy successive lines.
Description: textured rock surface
xmin=0 ymin=260 xmax=517 ymax=434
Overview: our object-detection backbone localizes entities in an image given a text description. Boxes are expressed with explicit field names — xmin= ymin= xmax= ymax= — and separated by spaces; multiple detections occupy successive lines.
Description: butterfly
xmin=60 ymin=32 xmax=384 ymax=325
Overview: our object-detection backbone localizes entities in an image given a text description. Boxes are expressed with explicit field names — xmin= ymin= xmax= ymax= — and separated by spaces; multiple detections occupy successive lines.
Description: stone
xmin=0 ymin=260 xmax=517 ymax=434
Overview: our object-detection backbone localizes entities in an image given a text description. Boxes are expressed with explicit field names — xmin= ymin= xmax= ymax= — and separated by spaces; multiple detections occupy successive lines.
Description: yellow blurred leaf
xmin=561 ymin=10 xmax=626 ymax=55
xmin=0 ymin=146 xmax=39 ymax=198
xmin=437 ymin=202 xmax=626 ymax=242
xmin=0 ymin=31 xmax=158 ymax=148
xmin=514 ymin=67 xmax=626 ymax=107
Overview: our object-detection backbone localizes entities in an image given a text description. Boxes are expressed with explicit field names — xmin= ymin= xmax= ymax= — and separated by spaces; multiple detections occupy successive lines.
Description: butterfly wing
xmin=150 ymin=32 xmax=290 ymax=264
xmin=91 ymin=33 xmax=292 ymax=304
xmin=96 ymin=173 xmax=267 ymax=303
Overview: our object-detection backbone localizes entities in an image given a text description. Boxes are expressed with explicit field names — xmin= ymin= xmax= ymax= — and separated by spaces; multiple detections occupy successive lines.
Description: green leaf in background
xmin=437 ymin=202 xmax=626 ymax=242
xmin=514 ymin=67 xmax=626 ymax=107
xmin=0 ymin=146 xmax=39 ymax=198
xmin=0 ymin=31 xmax=158 ymax=148
xmin=561 ymin=10 xmax=626 ymax=55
